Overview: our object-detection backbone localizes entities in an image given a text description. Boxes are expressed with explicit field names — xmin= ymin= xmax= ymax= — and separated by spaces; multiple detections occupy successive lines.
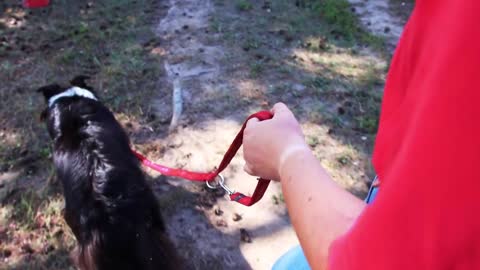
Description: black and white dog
xmin=38 ymin=76 xmax=180 ymax=270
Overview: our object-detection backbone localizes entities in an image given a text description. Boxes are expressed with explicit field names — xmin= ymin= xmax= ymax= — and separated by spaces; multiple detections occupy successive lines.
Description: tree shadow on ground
xmin=4 ymin=248 xmax=74 ymax=270
xmin=151 ymin=174 xmax=291 ymax=270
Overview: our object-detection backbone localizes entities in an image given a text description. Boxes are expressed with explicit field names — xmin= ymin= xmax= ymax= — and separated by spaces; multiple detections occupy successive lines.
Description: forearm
xmin=280 ymin=149 xmax=366 ymax=270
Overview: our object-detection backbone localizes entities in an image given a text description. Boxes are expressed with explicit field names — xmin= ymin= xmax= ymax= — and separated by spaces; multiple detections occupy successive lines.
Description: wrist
xmin=277 ymin=143 xmax=312 ymax=180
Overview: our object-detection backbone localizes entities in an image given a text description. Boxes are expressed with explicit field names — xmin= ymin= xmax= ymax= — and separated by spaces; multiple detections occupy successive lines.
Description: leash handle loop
xmin=133 ymin=111 xmax=274 ymax=206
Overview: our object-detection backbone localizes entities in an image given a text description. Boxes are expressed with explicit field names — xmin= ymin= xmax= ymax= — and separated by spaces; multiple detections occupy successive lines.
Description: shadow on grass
xmin=151 ymin=174 xmax=290 ymax=270
xmin=4 ymin=248 xmax=74 ymax=270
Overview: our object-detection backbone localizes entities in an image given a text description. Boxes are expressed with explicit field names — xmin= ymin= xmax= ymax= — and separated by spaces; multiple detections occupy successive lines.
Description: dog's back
xmin=38 ymin=78 xmax=180 ymax=270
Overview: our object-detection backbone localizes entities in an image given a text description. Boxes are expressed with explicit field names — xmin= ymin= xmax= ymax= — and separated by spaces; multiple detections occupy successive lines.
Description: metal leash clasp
xmin=206 ymin=174 xmax=234 ymax=195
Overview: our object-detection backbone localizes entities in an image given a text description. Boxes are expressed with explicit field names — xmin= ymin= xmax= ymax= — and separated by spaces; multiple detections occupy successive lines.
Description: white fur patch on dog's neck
xmin=48 ymin=86 xmax=97 ymax=107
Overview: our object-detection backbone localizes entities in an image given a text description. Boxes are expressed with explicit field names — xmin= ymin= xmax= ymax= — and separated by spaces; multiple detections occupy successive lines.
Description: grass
xmin=242 ymin=37 xmax=260 ymax=51
xmin=235 ymin=0 xmax=253 ymax=11
xmin=336 ymin=150 xmax=353 ymax=166
xmin=306 ymin=136 xmax=320 ymax=147
xmin=308 ymin=85 xmax=382 ymax=134
xmin=356 ymin=113 xmax=379 ymax=133
xmin=1 ymin=191 xmax=76 ymax=267
xmin=0 ymin=0 xmax=165 ymax=267
xmin=311 ymin=0 xmax=357 ymax=40
xmin=357 ymin=65 xmax=384 ymax=88
xmin=209 ymin=17 xmax=223 ymax=33
xmin=13 ymin=191 xmax=40 ymax=229
xmin=249 ymin=61 xmax=264 ymax=78
xmin=291 ymin=0 xmax=386 ymax=50
xmin=308 ymin=76 xmax=333 ymax=89
xmin=272 ymin=194 xmax=285 ymax=205
xmin=9 ymin=249 xmax=74 ymax=270
xmin=336 ymin=155 xmax=351 ymax=166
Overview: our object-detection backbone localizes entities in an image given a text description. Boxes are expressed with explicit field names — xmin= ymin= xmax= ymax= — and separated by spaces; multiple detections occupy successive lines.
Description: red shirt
xmin=329 ymin=1 xmax=480 ymax=269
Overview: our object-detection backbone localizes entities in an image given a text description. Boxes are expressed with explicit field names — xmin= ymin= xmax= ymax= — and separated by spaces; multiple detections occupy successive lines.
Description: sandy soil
xmin=347 ymin=0 xmax=412 ymax=49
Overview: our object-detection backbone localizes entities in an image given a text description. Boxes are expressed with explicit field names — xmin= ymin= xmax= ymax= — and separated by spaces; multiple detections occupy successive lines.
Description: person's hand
xmin=243 ymin=103 xmax=310 ymax=181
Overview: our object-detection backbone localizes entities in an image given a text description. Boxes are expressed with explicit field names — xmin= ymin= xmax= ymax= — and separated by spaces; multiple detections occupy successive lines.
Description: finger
xmin=243 ymin=163 xmax=256 ymax=176
xmin=272 ymin=102 xmax=287 ymax=113
xmin=246 ymin=117 xmax=260 ymax=127
xmin=272 ymin=102 xmax=291 ymax=117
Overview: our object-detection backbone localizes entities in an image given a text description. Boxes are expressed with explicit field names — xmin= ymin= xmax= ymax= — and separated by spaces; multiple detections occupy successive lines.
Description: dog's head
xmin=37 ymin=76 xmax=98 ymax=120
xmin=37 ymin=75 xmax=95 ymax=103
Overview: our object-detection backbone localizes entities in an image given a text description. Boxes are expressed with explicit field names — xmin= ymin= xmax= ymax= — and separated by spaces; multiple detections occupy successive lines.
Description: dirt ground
xmin=0 ymin=0 xmax=413 ymax=269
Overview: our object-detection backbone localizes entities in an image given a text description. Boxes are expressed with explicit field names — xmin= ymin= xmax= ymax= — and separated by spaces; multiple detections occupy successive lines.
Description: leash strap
xmin=132 ymin=111 xmax=274 ymax=206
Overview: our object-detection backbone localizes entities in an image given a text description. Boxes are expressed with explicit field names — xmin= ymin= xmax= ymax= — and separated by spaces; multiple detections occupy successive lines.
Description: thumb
xmin=246 ymin=117 xmax=260 ymax=127
xmin=244 ymin=163 xmax=256 ymax=176
xmin=272 ymin=103 xmax=292 ymax=118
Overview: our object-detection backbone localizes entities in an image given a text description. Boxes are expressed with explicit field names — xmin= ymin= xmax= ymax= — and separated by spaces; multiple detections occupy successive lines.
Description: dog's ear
xmin=70 ymin=75 xmax=92 ymax=89
xmin=70 ymin=75 xmax=99 ymax=98
xmin=36 ymin=84 xmax=64 ymax=103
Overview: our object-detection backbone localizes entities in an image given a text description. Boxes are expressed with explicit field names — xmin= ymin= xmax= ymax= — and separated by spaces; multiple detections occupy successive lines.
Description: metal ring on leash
xmin=206 ymin=174 xmax=234 ymax=195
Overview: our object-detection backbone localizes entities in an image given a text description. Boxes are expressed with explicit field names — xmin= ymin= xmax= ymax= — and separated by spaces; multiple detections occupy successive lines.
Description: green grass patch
xmin=308 ymin=76 xmax=332 ymax=90
xmin=249 ymin=61 xmax=264 ymax=78
xmin=11 ymin=191 xmax=41 ymax=229
xmin=306 ymin=136 xmax=320 ymax=147
xmin=272 ymin=193 xmax=285 ymax=205
xmin=356 ymin=114 xmax=379 ymax=133
xmin=311 ymin=0 xmax=357 ymax=40
xmin=292 ymin=0 xmax=386 ymax=49
xmin=236 ymin=0 xmax=253 ymax=11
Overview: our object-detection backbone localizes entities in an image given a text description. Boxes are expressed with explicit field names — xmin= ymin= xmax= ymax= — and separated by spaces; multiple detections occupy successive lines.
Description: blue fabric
xmin=365 ymin=186 xmax=379 ymax=204
xmin=272 ymin=245 xmax=311 ymax=270
xmin=273 ymin=179 xmax=379 ymax=270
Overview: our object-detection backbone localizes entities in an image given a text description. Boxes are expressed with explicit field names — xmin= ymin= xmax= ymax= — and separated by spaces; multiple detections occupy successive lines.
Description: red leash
xmin=132 ymin=111 xmax=274 ymax=206
xmin=23 ymin=0 xmax=50 ymax=8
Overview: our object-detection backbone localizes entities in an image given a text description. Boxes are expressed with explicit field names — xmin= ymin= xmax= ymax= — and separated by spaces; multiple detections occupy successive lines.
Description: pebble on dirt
xmin=21 ymin=244 xmax=34 ymax=254
xmin=240 ymin=228 xmax=252 ymax=243
xmin=232 ymin=213 xmax=242 ymax=222
xmin=216 ymin=219 xmax=228 ymax=227
xmin=214 ymin=208 xmax=224 ymax=216
xmin=42 ymin=244 xmax=55 ymax=254
xmin=1 ymin=248 xmax=12 ymax=258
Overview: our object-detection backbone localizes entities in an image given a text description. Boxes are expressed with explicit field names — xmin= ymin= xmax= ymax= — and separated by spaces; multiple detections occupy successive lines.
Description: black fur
xmin=38 ymin=77 xmax=180 ymax=270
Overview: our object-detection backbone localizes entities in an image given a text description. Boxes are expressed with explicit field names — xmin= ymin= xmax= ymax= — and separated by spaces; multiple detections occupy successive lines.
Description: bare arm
xmin=243 ymin=103 xmax=365 ymax=270
xmin=280 ymin=149 xmax=365 ymax=270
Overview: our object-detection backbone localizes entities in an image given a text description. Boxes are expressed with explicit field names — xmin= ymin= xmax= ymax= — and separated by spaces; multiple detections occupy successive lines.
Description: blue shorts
xmin=272 ymin=178 xmax=379 ymax=270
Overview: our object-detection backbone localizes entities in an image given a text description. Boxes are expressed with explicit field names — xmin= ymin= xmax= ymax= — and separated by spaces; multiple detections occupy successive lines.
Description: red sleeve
xmin=329 ymin=1 xmax=480 ymax=269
